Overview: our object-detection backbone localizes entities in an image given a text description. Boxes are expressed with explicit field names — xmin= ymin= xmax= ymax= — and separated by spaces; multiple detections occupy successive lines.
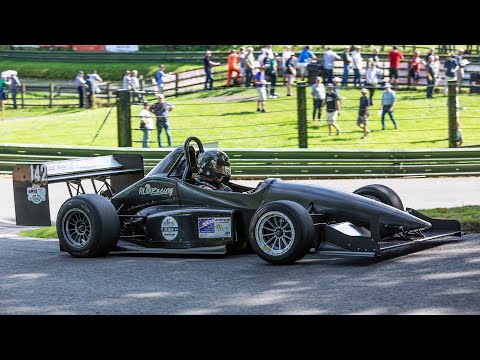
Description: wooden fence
xmin=4 ymin=59 xmax=480 ymax=108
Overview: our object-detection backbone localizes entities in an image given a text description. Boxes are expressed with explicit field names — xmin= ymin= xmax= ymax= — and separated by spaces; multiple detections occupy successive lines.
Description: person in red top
xmin=389 ymin=46 xmax=404 ymax=89
xmin=409 ymin=51 xmax=425 ymax=88
xmin=226 ymin=49 xmax=240 ymax=87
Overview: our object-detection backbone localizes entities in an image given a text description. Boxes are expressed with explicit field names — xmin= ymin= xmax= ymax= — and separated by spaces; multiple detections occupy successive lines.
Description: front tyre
xmin=353 ymin=184 xmax=404 ymax=210
xmin=249 ymin=200 xmax=315 ymax=265
xmin=57 ymin=194 xmax=120 ymax=258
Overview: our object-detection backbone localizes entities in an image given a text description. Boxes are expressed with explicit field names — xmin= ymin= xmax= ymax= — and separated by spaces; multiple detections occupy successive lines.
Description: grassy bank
xmin=0 ymin=60 xmax=199 ymax=80
xmin=18 ymin=205 xmax=480 ymax=239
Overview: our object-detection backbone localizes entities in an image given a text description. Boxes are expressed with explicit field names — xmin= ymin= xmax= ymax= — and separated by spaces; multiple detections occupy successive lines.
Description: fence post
xmin=49 ymin=82 xmax=54 ymax=108
xmin=140 ymin=75 xmax=145 ymax=101
xmin=296 ymin=81 xmax=308 ymax=148
xmin=91 ymin=82 xmax=97 ymax=109
xmin=117 ymin=90 xmax=132 ymax=147
xmin=21 ymin=84 xmax=25 ymax=108
xmin=106 ymin=82 xmax=111 ymax=104
xmin=447 ymin=80 xmax=458 ymax=148
xmin=407 ymin=63 xmax=411 ymax=88
xmin=175 ymin=73 xmax=179 ymax=97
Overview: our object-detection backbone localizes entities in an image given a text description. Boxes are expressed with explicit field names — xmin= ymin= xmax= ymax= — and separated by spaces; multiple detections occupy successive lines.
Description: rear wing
xmin=13 ymin=154 xmax=144 ymax=226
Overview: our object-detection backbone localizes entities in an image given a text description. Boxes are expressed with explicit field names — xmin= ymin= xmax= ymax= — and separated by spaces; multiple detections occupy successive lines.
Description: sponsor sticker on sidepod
xmin=198 ymin=217 xmax=231 ymax=239
xmin=161 ymin=216 xmax=179 ymax=241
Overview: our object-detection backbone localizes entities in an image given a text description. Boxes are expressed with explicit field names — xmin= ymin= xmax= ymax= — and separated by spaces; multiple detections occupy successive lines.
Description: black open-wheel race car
xmin=13 ymin=137 xmax=463 ymax=265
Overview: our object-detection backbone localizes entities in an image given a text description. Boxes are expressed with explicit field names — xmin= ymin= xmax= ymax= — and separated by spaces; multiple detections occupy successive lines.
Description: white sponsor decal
xmin=138 ymin=184 xmax=173 ymax=196
xmin=161 ymin=216 xmax=179 ymax=241
xmin=27 ymin=184 xmax=47 ymax=205
xmin=198 ymin=217 xmax=232 ymax=239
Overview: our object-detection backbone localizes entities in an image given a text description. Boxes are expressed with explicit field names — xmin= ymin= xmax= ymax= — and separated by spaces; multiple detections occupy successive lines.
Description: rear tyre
xmin=353 ymin=184 xmax=404 ymax=210
xmin=57 ymin=194 xmax=120 ymax=258
xmin=249 ymin=200 xmax=315 ymax=265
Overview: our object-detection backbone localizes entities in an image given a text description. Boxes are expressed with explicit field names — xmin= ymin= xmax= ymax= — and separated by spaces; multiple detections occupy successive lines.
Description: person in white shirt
xmin=311 ymin=76 xmax=326 ymax=121
xmin=123 ymin=70 xmax=132 ymax=90
xmin=258 ymin=45 xmax=274 ymax=65
xmin=323 ymin=47 xmax=341 ymax=84
xmin=434 ymin=55 xmax=441 ymax=86
xmin=351 ymin=45 xmax=363 ymax=87
xmin=139 ymin=101 xmax=153 ymax=148
xmin=365 ymin=61 xmax=380 ymax=105
xmin=88 ymin=70 xmax=103 ymax=94
xmin=131 ymin=70 xmax=142 ymax=103
xmin=282 ymin=45 xmax=295 ymax=85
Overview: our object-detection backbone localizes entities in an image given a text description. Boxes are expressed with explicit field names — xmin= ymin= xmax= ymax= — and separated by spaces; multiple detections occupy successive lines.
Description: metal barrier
xmin=1 ymin=143 xmax=480 ymax=178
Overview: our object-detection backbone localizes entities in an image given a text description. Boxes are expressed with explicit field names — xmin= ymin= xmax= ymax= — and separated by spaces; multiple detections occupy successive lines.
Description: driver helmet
xmin=196 ymin=150 xmax=231 ymax=184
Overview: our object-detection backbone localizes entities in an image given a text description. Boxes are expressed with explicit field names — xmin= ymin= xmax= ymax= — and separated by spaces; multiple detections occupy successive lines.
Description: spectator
xmin=428 ymin=47 xmax=435 ymax=59
xmin=381 ymin=83 xmax=398 ymax=130
xmin=0 ymin=75 xmax=7 ymax=112
xmin=254 ymin=65 xmax=269 ymax=113
xmin=155 ymin=64 xmax=167 ymax=94
xmin=325 ymin=84 xmax=341 ymax=136
xmin=457 ymin=121 xmax=463 ymax=146
xmin=455 ymin=48 xmax=466 ymax=89
xmin=443 ymin=52 xmax=459 ymax=96
xmin=264 ymin=52 xmax=279 ymax=98
xmin=245 ymin=47 xmax=255 ymax=87
xmin=365 ymin=61 xmax=379 ymax=106
xmin=149 ymin=93 xmax=174 ymax=147
xmin=409 ymin=51 xmax=424 ymax=88
xmin=332 ymin=77 xmax=342 ymax=97
xmin=139 ymin=101 xmax=153 ymax=148
xmin=88 ymin=70 xmax=103 ymax=94
xmin=9 ymin=72 xmax=21 ymax=109
xmin=323 ymin=46 xmax=341 ymax=84
xmin=298 ymin=46 xmax=315 ymax=82
xmin=311 ymin=76 xmax=325 ymax=121
xmin=351 ymin=45 xmax=363 ymax=87
xmin=204 ymin=50 xmax=220 ymax=90
xmin=358 ymin=88 xmax=371 ymax=139
xmin=258 ymin=45 xmax=274 ymax=65
xmin=239 ymin=47 xmax=247 ymax=84
xmin=426 ymin=55 xmax=436 ymax=98
xmin=341 ymin=46 xmax=352 ymax=87
xmin=75 ymin=71 xmax=87 ymax=108
xmin=388 ymin=46 xmax=404 ymax=89
xmin=371 ymin=47 xmax=380 ymax=65
xmin=282 ymin=46 xmax=295 ymax=85
xmin=122 ymin=70 xmax=132 ymax=90
xmin=285 ymin=54 xmax=297 ymax=96
xmin=434 ymin=55 xmax=441 ymax=86
xmin=226 ymin=49 xmax=240 ymax=87
xmin=131 ymin=70 xmax=142 ymax=103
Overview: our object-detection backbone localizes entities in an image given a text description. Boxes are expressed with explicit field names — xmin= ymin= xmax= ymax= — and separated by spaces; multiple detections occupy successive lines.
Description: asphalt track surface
xmin=1 ymin=175 xmax=479 ymax=314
